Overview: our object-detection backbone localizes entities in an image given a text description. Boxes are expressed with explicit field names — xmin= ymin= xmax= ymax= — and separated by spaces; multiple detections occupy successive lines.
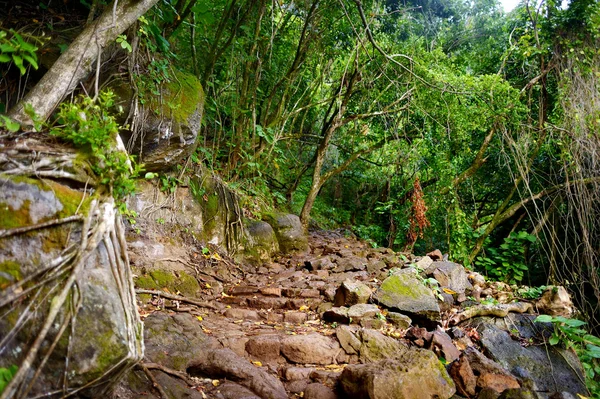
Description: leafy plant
xmin=0 ymin=29 xmax=40 ymax=75
xmin=158 ymin=175 xmax=180 ymax=194
xmin=116 ymin=35 xmax=132 ymax=53
xmin=0 ymin=365 xmax=17 ymax=394
xmin=535 ymin=315 xmax=600 ymax=395
xmin=50 ymin=91 xmax=140 ymax=200
xmin=475 ymin=231 xmax=536 ymax=285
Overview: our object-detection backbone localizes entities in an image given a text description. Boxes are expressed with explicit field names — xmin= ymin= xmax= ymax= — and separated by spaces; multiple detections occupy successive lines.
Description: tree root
xmin=142 ymin=362 xmax=197 ymax=386
xmin=139 ymin=363 xmax=168 ymax=399
xmin=450 ymin=302 xmax=534 ymax=325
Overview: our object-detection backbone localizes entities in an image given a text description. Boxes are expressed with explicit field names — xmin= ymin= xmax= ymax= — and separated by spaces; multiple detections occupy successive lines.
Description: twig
xmin=142 ymin=362 xmax=197 ymax=386
xmin=135 ymin=289 xmax=223 ymax=310
xmin=139 ymin=363 xmax=168 ymax=399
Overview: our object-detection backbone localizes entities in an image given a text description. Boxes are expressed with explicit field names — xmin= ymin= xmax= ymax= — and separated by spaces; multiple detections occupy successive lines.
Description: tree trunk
xmin=8 ymin=0 xmax=159 ymax=126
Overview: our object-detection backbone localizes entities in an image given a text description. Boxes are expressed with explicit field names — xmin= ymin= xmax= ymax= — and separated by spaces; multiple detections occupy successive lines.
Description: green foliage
xmin=0 ymin=365 xmax=17 ymax=394
xmin=158 ymin=175 xmax=181 ymax=194
xmin=517 ymin=285 xmax=547 ymax=299
xmin=50 ymin=91 xmax=140 ymax=200
xmin=0 ymin=29 xmax=40 ymax=75
xmin=535 ymin=315 xmax=600 ymax=395
xmin=116 ymin=35 xmax=132 ymax=53
xmin=475 ymin=231 xmax=536 ymax=284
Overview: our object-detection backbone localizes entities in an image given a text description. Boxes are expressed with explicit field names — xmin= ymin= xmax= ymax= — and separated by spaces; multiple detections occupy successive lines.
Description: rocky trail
xmin=116 ymin=228 xmax=587 ymax=399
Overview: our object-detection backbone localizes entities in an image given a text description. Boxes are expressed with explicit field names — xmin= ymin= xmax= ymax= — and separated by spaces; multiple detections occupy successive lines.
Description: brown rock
xmin=536 ymin=286 xmax=574 ymax=317
xmin=304 ymin=383 xmax=338 ymax=399
xmin=283 ymin=366 xmax=314 ymax=381
xmin=247 ymin=297 xmax=288 ymax=309
xmin=300 ymin=289 xmax=321 ymax=298
xmin=223 ymin=308 xmax=260 ymax=321
xmin=245 ymin=335 xmax=281 ymax=363
xmin=281 ymin=333 xmax=340 ymax=365
xmin=432 ymin=328 xmax=460 ymax=363
xmin=284 ymin=311 xmax=308 ymax=324
xmin=216 ymin=381 xmax=262 ymax=399
xmin=427 ymin=249 xmax=443 ymax=261
xmin=334 ymin=279 xmax=372 ymax=306
xmin=230 ymin=286 xmax=259 ymax=296
xmin=477 ymin=373 xmax=521 ymax=393
xmin=260 ymin=287 xmax=282 ymax=297
xmin=449 ymin=355 xmax=477 ymax=396
xmin=322 ymin=307 xmax=350 ymax=324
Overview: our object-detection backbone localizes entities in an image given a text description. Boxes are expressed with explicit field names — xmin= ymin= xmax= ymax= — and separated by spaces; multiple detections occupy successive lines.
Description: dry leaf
xmin=211 ymin=380 xmax=220 ymax=387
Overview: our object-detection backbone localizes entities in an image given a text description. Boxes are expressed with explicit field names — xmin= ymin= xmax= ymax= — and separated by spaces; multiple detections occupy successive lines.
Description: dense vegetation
xmin=1 ymin=0 xmax=600 ymax=330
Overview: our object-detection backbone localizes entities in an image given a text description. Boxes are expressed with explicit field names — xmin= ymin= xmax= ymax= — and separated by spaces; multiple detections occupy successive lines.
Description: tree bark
xmin=8 ymin=0 xmax=160 ymax=126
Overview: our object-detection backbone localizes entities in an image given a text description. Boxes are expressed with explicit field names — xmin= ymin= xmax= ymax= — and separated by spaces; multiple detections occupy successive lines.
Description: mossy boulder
xmin=244 ymin=220 xmax=279 ymax=264
xmin=116 ymin=69 xmax=205 ymax=171
xmin=373 ymin=269 xmax=440 ymax=323
xmin=135 ymin=269 xmax=200 ymax=298
xmin=262 ymin=213 xmax=308 ymax=254
xmin=339 ymin=349 xmax=456 ymax=399
xmin=0 ymin=152 xmax=143 ymax=399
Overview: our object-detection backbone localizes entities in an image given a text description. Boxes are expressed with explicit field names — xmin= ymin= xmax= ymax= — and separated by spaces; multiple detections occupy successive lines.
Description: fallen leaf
xmin=196 ymin=316 xmax=203 ymax=321
xmin=442 ymin=287 xmax=457 ymax=295
xmin=205 ymin=283 xmax=212 ymax=288
xmin=252 ymin=361 xmax=262 ymax=367
xmin=299 ymin=305 xmax=309 ymax=312
xmin=211 ymin=380 xmax=220 ymax=387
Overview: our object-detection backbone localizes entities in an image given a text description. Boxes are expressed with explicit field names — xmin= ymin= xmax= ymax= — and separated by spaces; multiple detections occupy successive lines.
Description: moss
xmin=380 ymin=275 xmax=422 ymax=300
xmin=0 ymin=199 xmax=32 ymax=229
xmin=135 ymin=269 xmax=199 ymax=297
xmin=150 ymin=70 xmax=204 ymax=124
xmin=0 ymin=260 xmax=21 ymax=288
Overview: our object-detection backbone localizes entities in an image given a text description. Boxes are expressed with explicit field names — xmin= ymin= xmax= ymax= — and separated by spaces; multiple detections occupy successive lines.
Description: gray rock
xmin=217 ymin=381 xmax=262 ymax=399
xmin=425 ymin=261 xmax=472 ymax=294
xmin=245 ymin=334 xmax=282 ymax=363
xmin=263 ymin=213 xmax=308 ymax=253
xmin=144 ymin=312 xmax=220 ymax=370
xmin=340 ymin=256 xmax=368 ymax=272
xmin=340 ymin=351 xmax=456 ymax=399
xmin=373 ymin=269 xmax=441 ymax=322
xmin=187 ymin=348 xmax=287 ymax=399
xmin=323 ymin=307 xmax=350 ymax=324
xmin=347 ymin=304 xmax=380 ymax=323
xmin=281 ymin=333 xmax=341 ymax=365
xmin=334 ymin=279 xmax=372 ymax=306
xmin=358 ymin=329 xmax=408 ymax=363
xmin=476 ymin=322 xmax=588 ymax=396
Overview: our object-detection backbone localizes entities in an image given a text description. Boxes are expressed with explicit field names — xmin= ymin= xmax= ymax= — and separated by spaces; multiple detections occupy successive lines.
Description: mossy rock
xmin=115 ymin=69 xmax=205 ymax=171
xmin=135 ymin=269 xmax=200 ymax=298
xmin=262 ymin=212 xmax=308 ymax=254
xmin=373 ymin=269 xmax=440 ymax=322
xmin=243 ymin=219 xmax=279 ymax=264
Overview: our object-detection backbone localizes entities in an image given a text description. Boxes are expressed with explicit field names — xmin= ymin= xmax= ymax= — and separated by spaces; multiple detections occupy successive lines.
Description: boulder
xmin=245 ymin=335 xmax=282 ymax=363
xmin=386 ymin=312 xmax=412 ymax=329
xmin=144 ymin=312 xmax=220 ymax=370
xmin=373 ymin=269 xmax=441 ymax=322
xmin=358 ymin=329 xmax=408 ymax=363
xmin=323 ymin=307 xmax=351 ymax=324
xmin=339 ymin=350 xmax=456 ymax=399
xmin=340 ymin=256 xmax=368 ymax=272
xmin=304 ymin=383 xmax=338 ymax=399
xmin=0 ymin=153 xmax=143 ymax=399
xmin=336 ymin=325 xmax=362 ymax=355
xmin=476 ymin=321 xmax=588 ymax=396
xmin=281 ymin=333 xmax=340 ymax=364
xmin=117 ymin=69 xmax=205 ymax=171
xmin=334 ymin=279 xmax=372 ymax=306
xmin=263 ymin=213 xmax=308 ymax=253
xmin=425 ymin=261 xmax=472 ymax=294
xmin=187 ymin=348 xmax=287 ymax=399
xmin=245 ymin=220 xmax=279 ymax=263
xmin=348 ymin=304 xmax=380 ymax=323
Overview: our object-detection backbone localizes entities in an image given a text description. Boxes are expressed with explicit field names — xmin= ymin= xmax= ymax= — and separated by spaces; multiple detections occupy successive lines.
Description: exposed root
xmin=450 ymin=302 xmax=534 ymax=325
xmin=136 ymin=289 xmax=224 ymax=310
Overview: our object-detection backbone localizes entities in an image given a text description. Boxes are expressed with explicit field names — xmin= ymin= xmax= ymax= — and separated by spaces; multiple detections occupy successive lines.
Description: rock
xmin=245 ymin=335 xmax=282 ymax=363
xmin=336 ymin=325 xmax=362 ymax=355
xmin=340 ymin=256 xmax=368 ymax=272
xmin=287 ymin=380 xmax=309 ymax=393
xmin=245 ymin=220 xmax=280 ymax=263
xmin=281 ymin=333 xmax=341 ymax=364
xmin=304 ymin=383 xmax=338 ymax=399
xmin=387 ymin=312 xmax=412 ymax=329
xmin=0 ymin=171 xmax=145 ymax=398
xmin=373 ymin=269 xmax=441 ymax=322
xmin=475 ymin=323 xmax=588 ymax=396
xmin=339 ymin=350 xmax=456 ymax=399
xmin=285 ymin=311 xmax=308 ymax=324
xmin=498 ymin=389 xmax=538 ymax=399
xmin=187 ymin=348 xmax=287 ymax=399
xmin=283 ymin=367 xmax=314 ymax=381
xmin=348 ymin=304 xmax=380 ymax=323
xmin=367 ymin=260 xmax=387 ymax=274
xmin=427 ymin=249 xmax=443 ymax=261
xmin=432 ymin=328 xmax=460 ymax=362
xmin=217 ymin=381 xmax=262 ymax=399
xmin=536 ymin=286 xmax=574 ymax=317
xmin=118 ymin=69 xmax=204 ymax=171
xmin=116 ymin=368 xmax=206 ymax=399
xmin=415 ymin=255 xmax=434 ymax=270
xmin=358 ymin=329 xmax=407 ymax=363
xmin=406 ymin=326 xmax=433 ymax=347
xmin=334 ymin=279 xmax=372 ymax=306
xmin=450 ymin=354 xmax=477 ymax=397
xmin=144 ymin=312 xmax=220 ymax=370
xmin=477 ymin=373 xmax=521 ymax=393
xmin=224 ymin=308 xmax=261 ymax=321
xmin=469 ymin=272 xmax=486 ymax=287
xmin=263 ymin=213 xmax=308 ymax=253
xmin=260 ymin=286 xmax=283 ymax=296
xmin=425 ymin=261 xmax=472 ymax=294
xmin=322 ymin=307 xmax=350 ymax=324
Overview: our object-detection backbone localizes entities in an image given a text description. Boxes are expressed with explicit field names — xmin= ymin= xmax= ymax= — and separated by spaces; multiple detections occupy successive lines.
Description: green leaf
xmin=11 ymin=54 xmax=25 ymax=75
xmin=549 ymin=333 xmax=560 ymax=345
xmin=535 ymin=314 xmax=554 ymax=323
xmin=0 ymin=54 xmax=10 ymax=62
xmin=22 ymin=54 xmax=38 ymax=70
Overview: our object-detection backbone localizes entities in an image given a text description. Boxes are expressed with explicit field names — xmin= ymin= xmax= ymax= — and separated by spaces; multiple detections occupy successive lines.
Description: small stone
xmin=245 ymin=335 xmax=282 ymax=363
xmin=426 ymin=249 xmax=443 ymax=261
xmin=230 ymin=286 xmax=259 ymax=296
xmin=283 ymin=366 xmax=314 ymax=381
xmin=432 ymin=328 xmax=460 ymax=363
xmin=477 ymin=373 xmax=521 ymax=393
xmin=536 ymin=286 xmax=574 ymax=317
xmin=336 ymin=325 xmax=361 ymax=355
xmin=348 ymin=304 xmax=380 ymax=321
xmin=223 ymin=308 xmax=261 ymax=321
xmin=300 ymin=289 xmax=321 ymax=298
xmin=285 ymin=311 xmax=308 ymax=324
xmin=266 ymin=312 xmax=284 ymax=323
xmin=415 ymin=255 xmax=433 ymax=270
xmin=260 ymin=287 xmax=282 ymax=297
xmin=281 ymin=333 xmax=340 ymax=365
xmin=322 ymin=307 xmax=350 ymax=324
xmin=449 ymin=354 xmax=477 ymax=397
